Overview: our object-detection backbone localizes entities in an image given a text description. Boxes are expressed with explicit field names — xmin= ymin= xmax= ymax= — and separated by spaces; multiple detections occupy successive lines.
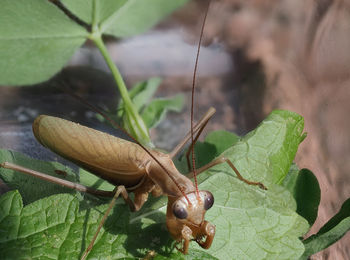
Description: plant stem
xmin=90 ymin=34 xmax=152 ymax=146
xmin=92 ymin=36 xmax=131 ymax=108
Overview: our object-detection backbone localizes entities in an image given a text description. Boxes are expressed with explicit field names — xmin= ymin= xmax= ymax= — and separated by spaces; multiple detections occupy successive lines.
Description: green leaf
xmin=0 ymin=190 xmax=218 ymax=259
xmin=152 ymin=249 xmax=218 ymax=260
xmin=61 ymin=0 xmax=128 ymax=25
xmin=282 ymin=167 xmax=320 ymax=226
xmin=79 ymin=168 xmax=115 ymax=192
xmin=62 ymin=0 xmax=188 ymax=38
xmin=281 ymin=163 xmax=300 ymax=195
xmin=101 ymin=0 xmax=189 ymax=38
xmin=199 ymin=175 xmax=308 ymax=259
xmin=0 ymin=149 xmax=79 ymax=204
xmin=141 ymin=94 xmax=185 ymax=129
xmin=204 ymin=130 xmax=240 ymax=157
xmin=131 ymin=77 xmax=162 ymax=112
xmin=0 ymin=0 xmax=87 ymax=85
xmin=0 ymin=109 xmax=309 ymax=259
xmin=177 ymin=110 xmax=304 ymax=187
xmin=294 ymin=169 xmax=321 ymax=225
xmin=223 ymin=110 xmax=305 ymax=186
xmin=301 ymin=198 xmax=350 ymax=259
xmin=118 ymin=77 xmax=162 ymax=116
xmin=175 ymin=130 xmax=239 ymax=176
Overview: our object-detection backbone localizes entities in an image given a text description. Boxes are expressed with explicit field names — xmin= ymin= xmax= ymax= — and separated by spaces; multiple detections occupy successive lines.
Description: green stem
xmin=90 ymin=33 xmax=152 ymax=146
xmin=92 ymin=36 xmax=132 ymax=108
xmin=91 ymin=0 xmax=98 ymax=32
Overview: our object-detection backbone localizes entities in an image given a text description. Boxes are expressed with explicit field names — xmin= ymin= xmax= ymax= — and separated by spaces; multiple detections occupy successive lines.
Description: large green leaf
xmin=221 ymin=110 xmax=305 ymax=186
xmin=175 ymin=130 xmax=239 ymax=177
xmin=101 ymin=0 xmax=189 ymax=38
xmin=0 ymin=0 xmax=87 ymax=85
xmin=0 ymin=149 xmax=79 ymax=204
xmin=204 ymin=130 xmax=240 ymax=157
xmin=62 ymin=0 xmax=188 ymax=38
xmin=61 ymin=0 xmax=128 ymax=25
xmin=0 ymin=0 xmax=188 ymax=86
xmin=0 ymin=110 xmax=309 ymax=259
xmin=281 ymin=163 xmax=300 ymax=195
xmin=0 ymin=190 xmax=217 ymax=259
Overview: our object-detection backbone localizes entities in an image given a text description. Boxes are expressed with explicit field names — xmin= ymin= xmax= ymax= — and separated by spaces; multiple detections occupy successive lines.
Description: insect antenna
xmin=58 ymin=83 xmax=191 ymax=202
xmin=190 ymin=0 xmax=211 ymax=197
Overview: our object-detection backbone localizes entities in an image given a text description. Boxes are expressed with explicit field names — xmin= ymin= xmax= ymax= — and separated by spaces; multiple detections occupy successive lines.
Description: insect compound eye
xmin=172 ymin=202 xmax=188 ymax=219
xmin=203 ymin=191 xmax=214 ymax=210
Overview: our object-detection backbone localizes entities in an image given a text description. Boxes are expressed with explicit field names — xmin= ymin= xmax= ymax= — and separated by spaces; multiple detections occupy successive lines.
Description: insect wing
xmin=33 ymin=115 xmax=148 ymax=187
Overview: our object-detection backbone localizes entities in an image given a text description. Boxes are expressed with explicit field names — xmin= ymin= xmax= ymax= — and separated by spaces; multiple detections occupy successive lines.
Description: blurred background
xmin=0 ymin=0 xmax=349 ymax=258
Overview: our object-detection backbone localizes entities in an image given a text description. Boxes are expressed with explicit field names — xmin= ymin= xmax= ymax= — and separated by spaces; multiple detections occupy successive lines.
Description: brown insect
xmin=0 ymin=1 xmax=266 ymax=259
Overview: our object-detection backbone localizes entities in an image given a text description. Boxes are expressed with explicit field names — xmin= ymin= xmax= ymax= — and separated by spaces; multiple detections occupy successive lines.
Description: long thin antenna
xmin=191 ymin=0 xmax=211 ymax=195
xmin=58 ymin=83 xmax=190 ymax=203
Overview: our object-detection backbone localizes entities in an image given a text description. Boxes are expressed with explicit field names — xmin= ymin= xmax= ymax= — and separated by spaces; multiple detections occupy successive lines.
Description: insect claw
xmin=142 ymin=250 xmax=156 ymax=260
xmin=174 ymin=242 xmax=184 ymax=253
xmin=258 ymin=183 xmax=267 ymax=190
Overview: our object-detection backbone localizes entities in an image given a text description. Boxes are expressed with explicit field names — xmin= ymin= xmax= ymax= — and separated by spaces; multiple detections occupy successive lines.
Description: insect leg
xmin=175 ymin=225 xmax=192 ymax=255
xmin=169 ymin=107 xmax=216 ymax=159
xmin=0 ymin=161 xmax=115 ymax=196
xmin=81 ymin=185 xmax=131 ymax=260
xmin=187 ymin=157 xmax=267 ymax=190
xmin=196 ymin=221 xmax=215 ymax=249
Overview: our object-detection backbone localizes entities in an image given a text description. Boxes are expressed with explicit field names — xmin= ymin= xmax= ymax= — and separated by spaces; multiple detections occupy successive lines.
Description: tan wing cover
xmin=33 ymin=115 xmax=149 ymax=187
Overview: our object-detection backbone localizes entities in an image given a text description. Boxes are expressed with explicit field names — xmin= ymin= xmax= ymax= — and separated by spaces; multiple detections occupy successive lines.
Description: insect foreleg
xmin=187 ymin=157 xmax=267 ymax=190
xmin=169 ymin=107 xmax=216 ymax=159
xmin=175 ymin=225 xmax=192 ymax=255
xmin=184 ymin=109 xmax=212 ymax=172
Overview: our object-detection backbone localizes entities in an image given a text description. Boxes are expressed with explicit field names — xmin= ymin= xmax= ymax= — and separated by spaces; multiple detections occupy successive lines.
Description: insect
xmin=0 ymin=1 xmax=266 ymax=259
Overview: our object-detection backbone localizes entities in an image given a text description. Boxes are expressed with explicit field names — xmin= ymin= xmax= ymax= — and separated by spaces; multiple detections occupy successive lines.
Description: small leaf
xmin=317 ymin=198 xmax=350 ymax=235
xmin=118 ymin=77 xmax=162 ymax=115
xmin=131 ymin=77 xmax=162 ymax=112
xmin=141 ymin=94 xmax=185 ymax=129
xmin=301 ymin=198 xmax=350 ymax=259
xmin=294 ymin=169 xmax=321 ymax=225
xmin=0 ymin=0 xmax=87 ymax=85
xmin=282 ymin=167 xmax=320 ymax=226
